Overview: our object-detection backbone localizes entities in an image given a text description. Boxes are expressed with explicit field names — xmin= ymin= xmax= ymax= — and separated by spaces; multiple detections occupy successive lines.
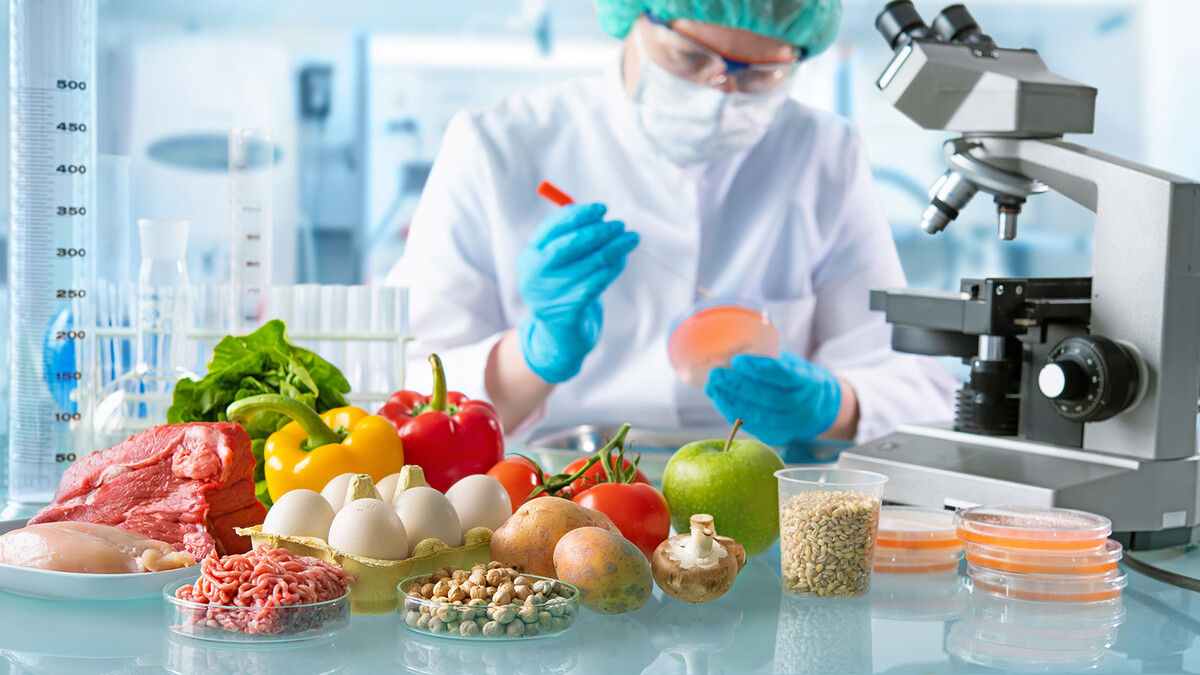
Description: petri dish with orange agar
xmin=964 ymin=539 xmax=1122 ymax=576
xmin=966 ymin=563 xmax=1127 ymax=604
xmin=874 ymin=547 xmax=963 ymax=574
xmin=954 ymin=506 xmax=1111 ymax=551
xmin=877 ymin=506 xmax=960 ymax=550
xmin=667 ymin=301 xmax=779 ymax=388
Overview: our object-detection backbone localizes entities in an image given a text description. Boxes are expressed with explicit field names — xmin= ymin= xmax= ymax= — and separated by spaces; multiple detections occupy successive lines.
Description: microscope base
xmin=839 ymin=424 xmax=1200 ymax=549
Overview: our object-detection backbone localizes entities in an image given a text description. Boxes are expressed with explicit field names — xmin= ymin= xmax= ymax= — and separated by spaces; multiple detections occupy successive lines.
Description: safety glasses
xmin=643 ymin=12 xmax=804 ymax=94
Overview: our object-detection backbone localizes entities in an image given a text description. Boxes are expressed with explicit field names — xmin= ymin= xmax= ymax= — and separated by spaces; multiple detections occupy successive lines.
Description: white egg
xmin=445 ymin=474 xmax=512 ymax=533
xmin=375 ymin=472 xmax=402 ymax=504
xmin=262 ymin=489 xmax=336 ymax=541
xmin=327 ymin=498 xmax=409 ymax=560
xmin=321 ymin=473 xmax=382 ymax=512
xmin=393 ymin=487 xmax=462 ymax=556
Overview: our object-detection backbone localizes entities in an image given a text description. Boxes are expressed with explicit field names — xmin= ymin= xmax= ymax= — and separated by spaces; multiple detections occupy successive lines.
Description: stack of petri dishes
xmin=873 ymin=506 xmax=964 ymax=575
xmin=956 ymin=506 xmax=1126 ymax=603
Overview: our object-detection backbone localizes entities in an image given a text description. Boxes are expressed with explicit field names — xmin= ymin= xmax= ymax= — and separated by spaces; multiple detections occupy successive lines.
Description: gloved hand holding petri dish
xmin=667 ymin=300 xmax=780 ymax=389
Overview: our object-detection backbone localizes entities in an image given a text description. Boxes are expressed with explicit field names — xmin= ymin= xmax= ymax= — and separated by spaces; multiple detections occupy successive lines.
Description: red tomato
xmin=486 ymin=457 xmax=547 ymax=514
xmin=572 ymin=483 xmax=671 ymax=560
xmin=562 ymin=453 xmax=649 ymax=498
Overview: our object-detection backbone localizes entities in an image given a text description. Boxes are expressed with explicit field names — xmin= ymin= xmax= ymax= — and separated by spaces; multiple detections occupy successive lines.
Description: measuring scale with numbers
xmin=229 ymin=128 xmax=274 ymax=332
xmin=5 ymin=0 xmax=98 ymax=517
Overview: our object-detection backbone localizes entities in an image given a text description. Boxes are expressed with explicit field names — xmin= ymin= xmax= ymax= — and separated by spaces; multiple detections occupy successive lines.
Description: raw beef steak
xmin=29 ymin=422 xmax=266 ymax=559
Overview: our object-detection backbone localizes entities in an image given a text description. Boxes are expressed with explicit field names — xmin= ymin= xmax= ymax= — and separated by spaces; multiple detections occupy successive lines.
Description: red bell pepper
xmin=378 ymin=354 xmax=504 ymax=492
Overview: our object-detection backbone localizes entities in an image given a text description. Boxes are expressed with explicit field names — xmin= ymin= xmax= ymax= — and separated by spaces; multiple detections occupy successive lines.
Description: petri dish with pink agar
xmin=954 ymin=506 xmax=1111 ymax=551
xmin=667 ymin=301 xmax=779 ymax=388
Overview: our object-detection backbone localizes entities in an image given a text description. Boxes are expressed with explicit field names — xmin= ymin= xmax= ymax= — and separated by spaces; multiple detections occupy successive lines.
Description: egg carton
xmin=235 ymin=525 xmax=492 ymax=615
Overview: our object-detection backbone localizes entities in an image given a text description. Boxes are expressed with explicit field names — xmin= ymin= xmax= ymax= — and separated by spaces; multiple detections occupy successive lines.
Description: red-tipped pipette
xmin=535 ymin=181 xmax=715 ymax=299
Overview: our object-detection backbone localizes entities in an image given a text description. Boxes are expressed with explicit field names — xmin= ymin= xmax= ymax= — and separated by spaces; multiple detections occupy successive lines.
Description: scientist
xmin=389 ymin=0 xmax=958 ymax=445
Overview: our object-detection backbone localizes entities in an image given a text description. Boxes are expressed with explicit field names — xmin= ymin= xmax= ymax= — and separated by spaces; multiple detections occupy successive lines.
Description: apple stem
xmin=723 ymin=419 xmax=743 ymax=453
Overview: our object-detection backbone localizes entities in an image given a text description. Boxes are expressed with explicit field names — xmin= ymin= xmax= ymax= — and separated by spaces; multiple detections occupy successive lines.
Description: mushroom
xmin=652 ymin=514 xmax=745 ymax=603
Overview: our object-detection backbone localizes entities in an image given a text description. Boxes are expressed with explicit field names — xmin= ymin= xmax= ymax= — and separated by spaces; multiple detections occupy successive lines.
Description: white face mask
xmin=631 ymin=34 xmax=790 ymax=165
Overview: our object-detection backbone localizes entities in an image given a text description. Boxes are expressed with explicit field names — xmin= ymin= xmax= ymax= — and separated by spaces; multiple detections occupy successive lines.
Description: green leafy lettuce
xmin=167 ymin=319 xmax=351 ymax=508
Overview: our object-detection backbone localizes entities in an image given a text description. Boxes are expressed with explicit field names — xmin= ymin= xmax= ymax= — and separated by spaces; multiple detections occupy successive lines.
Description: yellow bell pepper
xmin=227 ymin=394 xmax=405 ymax=501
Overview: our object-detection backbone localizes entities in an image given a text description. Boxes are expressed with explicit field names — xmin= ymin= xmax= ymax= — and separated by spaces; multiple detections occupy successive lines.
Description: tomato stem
xmin=525 ymin=424 xmax=633 ymax=498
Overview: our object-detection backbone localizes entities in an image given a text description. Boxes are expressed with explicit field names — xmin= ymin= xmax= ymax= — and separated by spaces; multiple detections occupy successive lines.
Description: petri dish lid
xmin=955 ymin=506 xmax=1111 ymax=550
xmin=964 ymin=539 xmax=1122 ymax=576
xmin=966 ymin=562 xmax=1127 ymax=604
xmin=877 ymin=506 xmax=961 ymax=549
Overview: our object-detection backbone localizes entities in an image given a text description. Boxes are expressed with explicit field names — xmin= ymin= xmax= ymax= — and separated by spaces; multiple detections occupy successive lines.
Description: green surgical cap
xmin=595 ymin=0 xmax=842 ymax=56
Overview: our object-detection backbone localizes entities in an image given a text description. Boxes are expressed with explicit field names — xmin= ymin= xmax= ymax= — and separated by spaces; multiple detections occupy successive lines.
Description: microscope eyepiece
xmin=932 ymin=4 xmax=996 ymax=51
xmin=876 ymin=1 xmax=939 ymax=50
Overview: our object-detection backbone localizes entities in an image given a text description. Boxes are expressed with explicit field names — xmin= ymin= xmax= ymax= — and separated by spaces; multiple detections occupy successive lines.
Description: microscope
xmin=839 ymin=2 xmax=1200 ymax=548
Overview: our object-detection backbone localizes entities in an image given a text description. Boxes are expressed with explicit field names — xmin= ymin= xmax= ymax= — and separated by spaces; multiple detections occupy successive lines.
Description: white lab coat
xmin=388 ymin=62 xmax=958 ymax=442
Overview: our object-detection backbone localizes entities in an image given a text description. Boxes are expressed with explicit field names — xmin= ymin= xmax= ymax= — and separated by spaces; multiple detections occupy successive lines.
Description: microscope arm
xmin=972 ymin=137 xmax=1196 ymax=217
xmin=969 ymin=136 xmax=1200 ymax=462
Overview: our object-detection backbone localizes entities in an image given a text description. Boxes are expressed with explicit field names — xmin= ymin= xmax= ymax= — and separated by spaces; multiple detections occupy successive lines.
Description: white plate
xmin=0 ymin=519 xmax=200 ymax=601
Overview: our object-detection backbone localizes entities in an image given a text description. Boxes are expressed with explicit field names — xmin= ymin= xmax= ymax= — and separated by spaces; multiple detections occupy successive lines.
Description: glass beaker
xmin=93 ymin=219 xmax=195 ymax=449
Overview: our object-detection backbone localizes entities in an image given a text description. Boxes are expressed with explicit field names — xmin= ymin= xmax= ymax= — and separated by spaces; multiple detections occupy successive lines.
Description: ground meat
xmin=174 ymin=544 xmax=352 ymax=636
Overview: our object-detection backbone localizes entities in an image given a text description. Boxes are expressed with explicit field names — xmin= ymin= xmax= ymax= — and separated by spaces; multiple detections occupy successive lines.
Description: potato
xmin=489 ymin=498 xmax=618 ymax=578
xmin=554 ymin=527 xmax=652 ymax=615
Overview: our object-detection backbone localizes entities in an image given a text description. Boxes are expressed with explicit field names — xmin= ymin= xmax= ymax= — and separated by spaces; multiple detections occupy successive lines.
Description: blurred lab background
xmin=1 ymin=0 xmax=1199 ymax=435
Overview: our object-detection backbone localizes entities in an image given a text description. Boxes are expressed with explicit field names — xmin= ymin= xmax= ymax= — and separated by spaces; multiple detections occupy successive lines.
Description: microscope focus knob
xmin=1040 ymin=336 xmax=1140 ymax=422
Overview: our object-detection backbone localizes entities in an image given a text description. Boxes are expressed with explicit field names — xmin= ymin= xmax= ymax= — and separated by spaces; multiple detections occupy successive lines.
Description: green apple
xmin=661 ymin=421 xmax=785 ymax=558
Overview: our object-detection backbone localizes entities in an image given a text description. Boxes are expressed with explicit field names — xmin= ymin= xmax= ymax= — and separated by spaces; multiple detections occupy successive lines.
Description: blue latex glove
xmin=518 ymin=203 xmax=639 ymax=383
xmin=705 ymin=351 xmax=843 ymax=445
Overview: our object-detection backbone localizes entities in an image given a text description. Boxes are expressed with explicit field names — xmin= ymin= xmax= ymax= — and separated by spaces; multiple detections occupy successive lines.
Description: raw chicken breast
xmin=0 ymin=522 xmax=197 ymax=574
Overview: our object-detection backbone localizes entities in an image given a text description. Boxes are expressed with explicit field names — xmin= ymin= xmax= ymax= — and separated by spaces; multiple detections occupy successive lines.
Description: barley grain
xmin=779 ymin=490 xmax=881 ymax=597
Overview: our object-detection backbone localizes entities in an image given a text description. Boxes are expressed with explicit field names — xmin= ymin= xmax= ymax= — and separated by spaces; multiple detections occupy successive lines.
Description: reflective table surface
xmin=4 ymin=434 xmax=1200 ymax=675
xmin=2 ymin=545 xmax=1199 ymax=675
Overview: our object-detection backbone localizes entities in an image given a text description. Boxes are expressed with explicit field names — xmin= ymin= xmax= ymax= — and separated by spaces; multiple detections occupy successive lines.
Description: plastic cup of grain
xmin=775 ymin=468 xmax=888 ymax=598
xmin=667 ymin=300 xmax=779 ymax=388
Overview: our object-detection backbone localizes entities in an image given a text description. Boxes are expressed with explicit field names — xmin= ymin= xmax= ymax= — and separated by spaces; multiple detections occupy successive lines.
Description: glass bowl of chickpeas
xmin=397 ymin=563 xmax=581 ymax=640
